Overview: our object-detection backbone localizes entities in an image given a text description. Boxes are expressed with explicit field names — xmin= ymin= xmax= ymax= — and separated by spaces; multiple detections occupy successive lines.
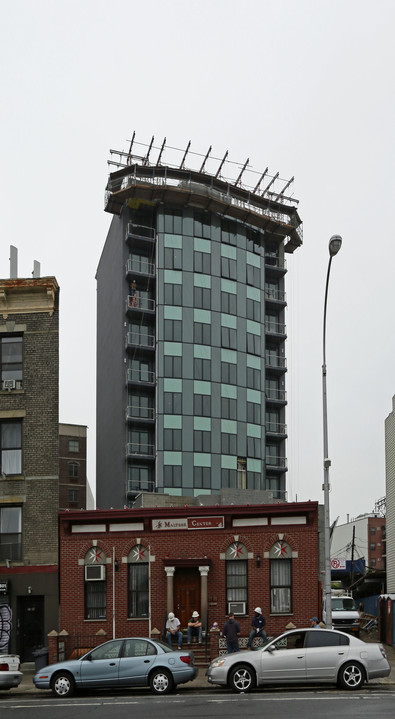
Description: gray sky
xmin=1 ymin=0 xmax=394 ymax=523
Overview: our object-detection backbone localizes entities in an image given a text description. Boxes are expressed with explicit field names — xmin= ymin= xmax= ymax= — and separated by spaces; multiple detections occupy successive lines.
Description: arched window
xmin=84 ymin=547 xmax=106 ymax=620
xmin=269 ymin=540 xmax=292 ymax=614
xmin=225 ymin=542 xmax=248 ymax=614
xmin=128 ymin=544 xmax=149 ymax=618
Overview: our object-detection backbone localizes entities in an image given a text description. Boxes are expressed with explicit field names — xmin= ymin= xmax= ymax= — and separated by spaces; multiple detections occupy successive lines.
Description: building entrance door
xmin=17 ymin=595 xmax=44 ymax=661
xmin=174 ymin=569 xmax=200 ymax=631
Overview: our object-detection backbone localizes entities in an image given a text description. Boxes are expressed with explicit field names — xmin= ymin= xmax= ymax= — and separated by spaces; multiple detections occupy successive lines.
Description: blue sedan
xmin=33 ymin=638 xmax=197 ymax=697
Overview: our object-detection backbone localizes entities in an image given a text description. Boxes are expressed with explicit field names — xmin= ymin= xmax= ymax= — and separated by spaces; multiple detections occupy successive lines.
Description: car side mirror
xmin=266 ymin=645 xmax=275 ymax=653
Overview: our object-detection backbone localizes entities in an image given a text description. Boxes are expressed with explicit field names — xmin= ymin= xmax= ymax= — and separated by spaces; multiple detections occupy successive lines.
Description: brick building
xmin=56 ymin=500 xmax=319 ymax=659
xmin=59 ymin=423 xmax=87 ymax=510
xmin=0 ymin=275 xmax=59 ymax=659
xmin=331 ymin=514 xmax=386 ymax=574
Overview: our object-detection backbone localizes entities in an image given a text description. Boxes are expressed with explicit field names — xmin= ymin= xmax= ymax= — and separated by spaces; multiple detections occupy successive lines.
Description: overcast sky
xmin=1 ymin=0 xmax=394 ymax=524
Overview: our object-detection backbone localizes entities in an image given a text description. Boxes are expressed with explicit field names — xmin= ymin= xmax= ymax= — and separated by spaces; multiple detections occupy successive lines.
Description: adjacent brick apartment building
xmin=59 ymin=423 xmax=87 ymax=510
xmin=0 ymin=275 xmax=59 ymax=659
xmin=56 ymin=500 xmax=319 ymax=658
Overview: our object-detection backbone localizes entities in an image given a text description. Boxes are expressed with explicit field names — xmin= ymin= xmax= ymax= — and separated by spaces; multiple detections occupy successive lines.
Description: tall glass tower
xmin=96 ymin=137 xmax=302 ymax=509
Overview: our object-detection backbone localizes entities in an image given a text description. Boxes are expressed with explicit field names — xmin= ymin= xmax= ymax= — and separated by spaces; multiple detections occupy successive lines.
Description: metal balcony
xmin=125 ymin=222 xmax=155 ymax=242
xmin=126 ymin=442 xmax=155 ymax=458
xmin=265 ymin=320 xmax=287 ymax=339
xmin=266 ymin=422 xmax=287 ymax=437
xmin=265 ymin=456 xmax=288 ymax=470
xmin=127 ymin=478 xmax=156 ymax=495
xmin=126 ymin=368 xmax=155 ymax=385
xmin=126 ymin=405 xmax=155 ymax=422
xmin=265 ymin=354 xmax=287 ymax=372
xmin=264 ymin=287 xmax=287 ymax=305
xmin=126 ymin=257 xmax=156 ymax=277
xmin=266 ymin=388 xmax=287 ymax=404
xmin=126 ymin=296 xmax=156 ymax=313
xmin=264 ymin=255 xmax=287 ymax=275
xmin=125 ymin=332 xmax=155 ymax=350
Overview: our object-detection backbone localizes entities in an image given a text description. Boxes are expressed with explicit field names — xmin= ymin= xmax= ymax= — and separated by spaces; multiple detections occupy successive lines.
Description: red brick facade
xmin=57 ymin=501 xmax=319 ymax=658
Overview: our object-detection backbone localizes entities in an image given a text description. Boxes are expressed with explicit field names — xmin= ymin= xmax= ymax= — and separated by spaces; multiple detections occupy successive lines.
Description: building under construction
xmin=96 ymin=135 xmax=303 ymax=509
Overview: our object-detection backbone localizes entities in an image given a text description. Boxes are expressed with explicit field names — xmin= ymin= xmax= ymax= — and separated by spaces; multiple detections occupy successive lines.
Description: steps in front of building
xmin=169 ymin=639 xmax=211 ymax=666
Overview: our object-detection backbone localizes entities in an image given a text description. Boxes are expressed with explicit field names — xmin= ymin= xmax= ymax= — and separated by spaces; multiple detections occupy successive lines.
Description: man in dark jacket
xmin=247 ymin=606 xmax=267 ymax=649
xmin=223 ymin=612 xmax=241 ymax=653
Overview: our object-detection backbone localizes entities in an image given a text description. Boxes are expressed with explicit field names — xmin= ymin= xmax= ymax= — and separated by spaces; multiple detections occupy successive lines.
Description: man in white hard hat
xmin=187 ymin=610 xmax=203 ymax=644
xmin=247 ymin=606 xmax=267 ymax=649
xmin=166 ymin=612 xmax=183 ymax=649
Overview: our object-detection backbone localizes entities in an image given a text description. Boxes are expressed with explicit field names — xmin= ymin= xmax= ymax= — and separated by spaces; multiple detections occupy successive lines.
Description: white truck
xmin=322 ymin=589 xmax=361 ymax=636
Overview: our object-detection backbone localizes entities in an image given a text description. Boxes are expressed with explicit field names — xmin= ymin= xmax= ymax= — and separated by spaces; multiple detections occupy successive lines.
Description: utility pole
xmin=350 ymin=525 xmax=355 ymax=588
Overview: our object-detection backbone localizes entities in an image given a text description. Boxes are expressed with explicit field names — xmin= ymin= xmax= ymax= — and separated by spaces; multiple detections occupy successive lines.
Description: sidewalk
xmin=9 ymin=635 xmax=395 ymax=696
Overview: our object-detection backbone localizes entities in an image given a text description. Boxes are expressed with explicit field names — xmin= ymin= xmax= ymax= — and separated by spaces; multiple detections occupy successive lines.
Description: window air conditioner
xmin=85 ymin=564 xmax=106 ymax=581
xmin=227 ymin=601 xmax=246 ymax=616
xmin=2 ymin=380 xmax=16 ymax=391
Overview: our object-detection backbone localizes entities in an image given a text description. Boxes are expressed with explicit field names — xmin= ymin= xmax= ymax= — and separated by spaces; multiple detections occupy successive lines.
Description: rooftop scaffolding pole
xmin=235 ymin=158 xmax=250 ymax=186
xmin=274 ymin=176 xmax=294 ymax=201
xmin=215 ymin=150 xmax=228 ymax=178
xmin=253 ymin=167 xmax=268 ymax=194
xmin=180 ymin=141 xmax=191 ymax=169
xmin=157 ymin=137 xmax=166 ymax=165
xmin=143 ymin=136 xmax=154 ymax=165
xmin=262 ymin=172 xmax=279 ymax=196
xmin=199 ymin=146 xmax=212 ymax=173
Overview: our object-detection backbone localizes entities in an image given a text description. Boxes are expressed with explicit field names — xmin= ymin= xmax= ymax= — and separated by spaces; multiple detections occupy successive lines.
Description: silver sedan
xmin=207 ymin=628 xmax=390 ymax=692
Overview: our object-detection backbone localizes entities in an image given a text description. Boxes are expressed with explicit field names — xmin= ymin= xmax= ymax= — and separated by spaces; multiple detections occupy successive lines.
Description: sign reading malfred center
xmin=152 ymin=516 xmax=224 ymax=531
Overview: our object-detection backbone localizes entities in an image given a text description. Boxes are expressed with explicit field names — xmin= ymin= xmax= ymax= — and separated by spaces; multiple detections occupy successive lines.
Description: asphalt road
xmin=3 ymin=690 xmax=395 ymax=719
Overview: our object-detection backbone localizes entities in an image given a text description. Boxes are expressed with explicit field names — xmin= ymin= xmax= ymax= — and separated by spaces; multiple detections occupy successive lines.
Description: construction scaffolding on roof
xmin=105 ymin=134 xmax=303 ymax=253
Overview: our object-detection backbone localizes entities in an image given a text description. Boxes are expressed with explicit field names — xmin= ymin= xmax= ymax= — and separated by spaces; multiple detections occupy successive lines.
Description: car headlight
xmin=210 ymin=659 xmax=227 ymax=669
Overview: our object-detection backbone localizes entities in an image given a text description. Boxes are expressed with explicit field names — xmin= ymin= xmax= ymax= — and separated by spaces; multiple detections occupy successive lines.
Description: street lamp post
xmin=322 ymin=235 xmax=342 ymax=629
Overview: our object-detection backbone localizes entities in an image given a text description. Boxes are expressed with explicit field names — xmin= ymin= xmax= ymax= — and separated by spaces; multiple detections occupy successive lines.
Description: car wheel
xmin=338 ymin=661 xmax=365 ymax=690
xmin=149 ymin=668 xmax=174 ymax=695
xmin=51 ymin=672 xmax=75 ymax=698
xmin=229 ymin=664 xmax=256 ymax=693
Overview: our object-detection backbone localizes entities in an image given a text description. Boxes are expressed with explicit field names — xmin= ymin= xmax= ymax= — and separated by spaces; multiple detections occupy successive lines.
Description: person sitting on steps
xmin=166 ymin=612 xmax=183 ymax=649
xmin=187 ymin=611 xmax=203 ymax=644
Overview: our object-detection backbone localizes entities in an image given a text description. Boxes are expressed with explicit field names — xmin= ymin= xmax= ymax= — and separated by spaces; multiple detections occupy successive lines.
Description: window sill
xmin=0 ymin=389 xmax=25 ymax=394
xmin=0 ymin=474 xmax=24 ymax=481
xmin=270 ymin=613 xmax=293 ymax=616
xmin=127 ymin=617 xmax=149 ymax=621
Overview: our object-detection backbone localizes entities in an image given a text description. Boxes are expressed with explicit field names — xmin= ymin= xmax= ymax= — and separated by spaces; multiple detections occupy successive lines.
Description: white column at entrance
xmin=198 ymin=565 xmax=210 ymax=629
xmin=164 ymin=566 xmax=175 ymax=614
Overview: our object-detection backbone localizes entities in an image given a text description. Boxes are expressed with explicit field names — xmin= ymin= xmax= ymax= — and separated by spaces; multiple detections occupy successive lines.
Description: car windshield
xmin=332 ymin=598 xmax=357 ymax=611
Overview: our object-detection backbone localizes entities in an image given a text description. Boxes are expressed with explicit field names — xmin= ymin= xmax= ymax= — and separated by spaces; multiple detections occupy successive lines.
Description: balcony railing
xmin=266 ymin=388 xmax=287 ymax=402
xmin=266 ymin=456 xmax=288 ymax=469
xmin=126 ymin=258 xmax=155 ymax=276
xmin=265 ymin=320 xmax=286 ymax=336
xmin=126 ymin=405 xmax=155 ymax=421
xmin=126 ymin=332 xmax=155 ymax=349
xmin=126 ymin=442 xmax=155 ymax=457
xmin=127 ymin=368 xmax=155 ymax=384
xmin=264 ymin=287 xmax=286 ymax=303
xmin=127 ymin=478 xmax=156 ymax=495
xmin=265 ymin=354 xmax=287 ymax=370
xmin=264 ymin=255 xmax=287 ymax=270
xmin=266 ymin=422 xmax=287 ymax=435
xmin=126 ymin=296 xmax=156 ymax=312
xmin=125 ymin=222 xmax=155 ymax=241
